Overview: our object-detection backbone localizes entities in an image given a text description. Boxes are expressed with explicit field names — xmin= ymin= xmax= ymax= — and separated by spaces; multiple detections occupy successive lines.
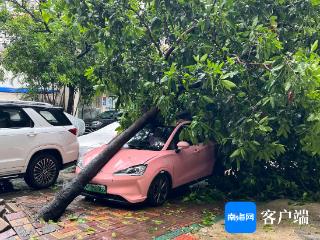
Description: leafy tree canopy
xmin=3 ymin=0 xmax=320 ymax=199
xmin=64 ymin=0 xmax=320 ymax=199
xmin=0 ymin=0 xmax=95 ymax=107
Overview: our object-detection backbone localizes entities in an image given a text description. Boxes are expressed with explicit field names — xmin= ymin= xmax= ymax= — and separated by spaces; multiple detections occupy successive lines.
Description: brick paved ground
xmin=0 ymin=173 xmax=222 ymax=240
xmin=16 ymin=194 xmax=220 ymax=239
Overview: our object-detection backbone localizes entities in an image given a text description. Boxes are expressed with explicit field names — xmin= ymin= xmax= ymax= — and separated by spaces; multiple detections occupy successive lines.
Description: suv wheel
xmin=24 ymin=153 xmax=60 ymax=189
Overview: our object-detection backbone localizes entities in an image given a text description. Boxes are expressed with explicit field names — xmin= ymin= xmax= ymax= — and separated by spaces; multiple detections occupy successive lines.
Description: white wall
xmin=0 ymin=92 xmax=23 ymax=101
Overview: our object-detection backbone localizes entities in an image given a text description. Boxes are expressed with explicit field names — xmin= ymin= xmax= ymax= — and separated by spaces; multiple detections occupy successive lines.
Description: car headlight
xmin=77 ymin=155 xmax=84 ymax=169
xmin=92 ymin=121 xmax=103 ymax=127
xmin=113 ymin=164 xmax=147 ymax=176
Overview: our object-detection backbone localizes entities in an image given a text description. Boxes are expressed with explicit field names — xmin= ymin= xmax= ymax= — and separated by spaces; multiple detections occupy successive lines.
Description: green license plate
xmin=84 ymin=184 xmax=106 ymax=194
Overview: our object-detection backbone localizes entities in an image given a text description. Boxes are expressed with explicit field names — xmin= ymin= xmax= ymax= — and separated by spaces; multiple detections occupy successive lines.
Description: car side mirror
xmin=175 ymin=141 xmax=190 ymax=153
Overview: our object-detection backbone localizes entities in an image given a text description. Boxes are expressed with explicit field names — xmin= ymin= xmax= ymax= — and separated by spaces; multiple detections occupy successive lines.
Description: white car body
xmin=78 ymin=122 xmax=119 ymax=158
xmin=0 ymin=101 xmax=79 ymax=186
xmin=64 ymin=112 xmax=86 ymax=136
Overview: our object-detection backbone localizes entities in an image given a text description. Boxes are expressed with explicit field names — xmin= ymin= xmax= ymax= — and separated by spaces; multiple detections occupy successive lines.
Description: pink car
xmin=76 ymin=121 xmax=216 ymax=206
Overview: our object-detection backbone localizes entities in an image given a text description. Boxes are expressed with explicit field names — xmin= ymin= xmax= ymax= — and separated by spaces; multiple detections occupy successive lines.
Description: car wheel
xmin=147 ymin=173 xmax=170 ymax=206
xmin=24 ymin=153 xmax=60 ymax=189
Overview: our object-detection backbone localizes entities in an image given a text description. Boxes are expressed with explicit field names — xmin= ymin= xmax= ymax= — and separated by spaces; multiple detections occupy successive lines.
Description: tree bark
xmin=38 ymin=107 xmax=159 ymax=221
xmin=66 ymin=86 xmax=75 ymax=114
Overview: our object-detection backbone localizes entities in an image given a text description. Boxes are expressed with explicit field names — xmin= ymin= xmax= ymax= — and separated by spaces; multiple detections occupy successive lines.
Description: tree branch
xmin=232 ymin=54 xmax=272 ymax=71
xmin=7 ymin=0 xmax=52 ymax=33
xmin=38 ymin=3 xmax=52 ymax=33
xmin=164 ymin=21 xmax=198 ymax=61
xmin=130 ymin=7 xmax=163 ymax=57
xmin=76 ymin=43 xmax=92 ymax=59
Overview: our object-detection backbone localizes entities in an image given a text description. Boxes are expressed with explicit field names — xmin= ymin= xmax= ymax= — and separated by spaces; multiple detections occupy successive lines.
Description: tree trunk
xmin=38 ymin=107 xmax=159 ymax=221
xmin=66 ymin=85 xmax=75 ymax=114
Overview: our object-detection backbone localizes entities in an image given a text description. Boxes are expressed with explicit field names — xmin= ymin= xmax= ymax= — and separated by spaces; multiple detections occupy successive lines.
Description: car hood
xmin=83 ymin=145 xmax=159 ymax=173
xmin=85 ymin=118 xmax=114 ymax=124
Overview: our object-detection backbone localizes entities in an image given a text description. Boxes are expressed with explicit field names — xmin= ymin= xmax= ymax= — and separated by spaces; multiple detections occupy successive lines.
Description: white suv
xmin=0 ymin=101 xmax=79 ymax=189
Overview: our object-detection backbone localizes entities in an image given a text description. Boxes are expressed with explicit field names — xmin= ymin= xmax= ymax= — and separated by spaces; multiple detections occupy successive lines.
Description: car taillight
xmin=68 ymin=128 xmax=78 ymax=136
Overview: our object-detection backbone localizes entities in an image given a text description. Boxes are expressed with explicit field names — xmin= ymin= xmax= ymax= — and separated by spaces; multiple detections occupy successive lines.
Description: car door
xmin=0 ymin=107 xmax=35 ymax=176
xmin=192 ymin=142 xmax=215 ymax=179
xmin=169 ymin=124 xmax=210 ymax=187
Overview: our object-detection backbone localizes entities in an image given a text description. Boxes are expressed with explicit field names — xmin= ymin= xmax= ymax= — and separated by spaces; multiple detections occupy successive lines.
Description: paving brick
xmin=0 ymin=206 xmax=6 ymax=218
xmin=131 ymin=231 xmax=153 ymax=239
xmin=5 ymin=203 xmax=21 ymax=213
xmin=9 ymin=217 xmax=30 ymax=227
xmin=32 ymin=221 xmax=46 ymax=229
xmin=114 ymin=225 xmax=143 ymax=237
xmin=0 ymin=218 xmax=10 ymax=233
xmin=5 ymin=211 xmax=26 ymax=221
xmin=77 ymin=223 xmax=90 ymax=231
xmin=87 ymin=231 xmax=114 ymax=240
xmin=39 ymin=234 xmax=58 ymax=240
xmin=174 ymin=234 xmax=199 ymax=240
xmin=36 ymin=224 xmax=60 ymax=235
xmin=51 ymin=229 xmax=81 ymax=239
xmin=10 ymin=188 xmax=221 ymax=240
xmin=0 ymin=228 xmax=16 ymax=240
xmin=14 ymin=223 xmax=38 ymax=240
xmin=6 ymin=236 xmax=21 ymax=240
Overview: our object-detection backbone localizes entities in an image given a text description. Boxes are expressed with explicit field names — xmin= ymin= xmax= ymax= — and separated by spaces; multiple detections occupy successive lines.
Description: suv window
xmin=37 ymin=109 xmax=71 ymax=126
xmin=0 ymin=107 xmax=34 ymax=129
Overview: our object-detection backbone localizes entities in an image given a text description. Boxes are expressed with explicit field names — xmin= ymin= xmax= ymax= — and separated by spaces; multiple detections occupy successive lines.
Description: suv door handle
xmin=27 ymin=133 xmax=37 ymax=137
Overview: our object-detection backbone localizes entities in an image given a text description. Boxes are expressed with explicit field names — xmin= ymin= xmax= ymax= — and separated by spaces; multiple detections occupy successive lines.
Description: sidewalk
xmin=0 ymin=192 xmax=221 ymax=240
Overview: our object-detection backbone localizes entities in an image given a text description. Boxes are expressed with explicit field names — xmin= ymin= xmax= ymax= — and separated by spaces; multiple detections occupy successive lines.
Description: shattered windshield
xmin=127 ymin=126 xmax=174 ymax=151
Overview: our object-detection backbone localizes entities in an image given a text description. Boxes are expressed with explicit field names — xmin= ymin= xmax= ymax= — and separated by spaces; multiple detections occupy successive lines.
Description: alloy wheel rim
xmin=33 ymin=158 xmax=56 ymax=185
xmin=153 ymin=177 xmax=168 ymax=204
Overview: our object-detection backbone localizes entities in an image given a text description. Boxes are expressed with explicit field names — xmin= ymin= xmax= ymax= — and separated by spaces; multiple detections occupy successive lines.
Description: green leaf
xmin=221 ymin=80 xmax=237 ymax=90
xmin=272 ymin=64 xmax=284 ymax=73
xmin=284 ymin=82 xmax=291 ymax=91
xmin=270 ymin=96 xmax=275 ymax=108
xmin=203 ymin=96 xmax=214 ymax=103
xmin=200 ymin=54 xmax=208 ymax=62
xmin=236 ymin=159 xmax=240 ymax=171
xmin=84 ymin=67 xmax=94 ymax=78
xmin=311 ymin=0 xmax=320 ymax=6
xmin=311 ymin=40 xmax=318 ymax=52
xmin=230 ymin=149 xmax=241 ymax=158
xmin=160 ymin=76 xmax=168 ymax=83
xmin=42 ymin=11 xmax=51 ymax=24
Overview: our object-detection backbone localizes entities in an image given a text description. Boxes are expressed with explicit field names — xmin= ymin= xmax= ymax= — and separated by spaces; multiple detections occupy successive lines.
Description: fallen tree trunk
xmin=38 ymin=107 xmax=159 ymax=221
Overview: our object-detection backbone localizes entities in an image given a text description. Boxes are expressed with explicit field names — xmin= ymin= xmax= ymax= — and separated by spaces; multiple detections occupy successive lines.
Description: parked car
xmin=78 ymin=122 xmax=119 ymax=158
xmin=84 ymin=110 xmax=121 ymax=133
xmin=0 ymin=101 xmax=79 ymax=189
xmin=76 ymin=121 xmax=216 ymax=206
xmin=64 ymin=112 xmax=86 ymax=136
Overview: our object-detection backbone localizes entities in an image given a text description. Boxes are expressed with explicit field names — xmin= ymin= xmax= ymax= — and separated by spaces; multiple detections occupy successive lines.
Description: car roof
xmin=0 ymin=100 xmax=63 ymax=110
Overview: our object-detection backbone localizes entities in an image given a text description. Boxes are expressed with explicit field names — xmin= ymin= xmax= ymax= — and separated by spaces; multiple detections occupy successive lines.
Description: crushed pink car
xmin=76 ymin=121 xmax=216 ymax=206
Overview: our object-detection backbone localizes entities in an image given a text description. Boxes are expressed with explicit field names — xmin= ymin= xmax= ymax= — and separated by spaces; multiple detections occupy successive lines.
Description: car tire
xmin=24 ymin=153 xmax=60 ymax=189
xmin=147 ymin=173 xmax=170 ymax=206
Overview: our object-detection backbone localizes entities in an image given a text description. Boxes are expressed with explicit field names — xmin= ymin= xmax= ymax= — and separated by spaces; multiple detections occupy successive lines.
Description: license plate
xmin=84 ymin=184 xmax=106 ymax=194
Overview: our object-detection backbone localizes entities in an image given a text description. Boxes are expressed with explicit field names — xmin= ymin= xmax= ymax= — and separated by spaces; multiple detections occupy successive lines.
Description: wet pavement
xmin=1 ymin=171 xmax=319 ymax=240
xmin=0 ymin=170 xmax=222 ymax=240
